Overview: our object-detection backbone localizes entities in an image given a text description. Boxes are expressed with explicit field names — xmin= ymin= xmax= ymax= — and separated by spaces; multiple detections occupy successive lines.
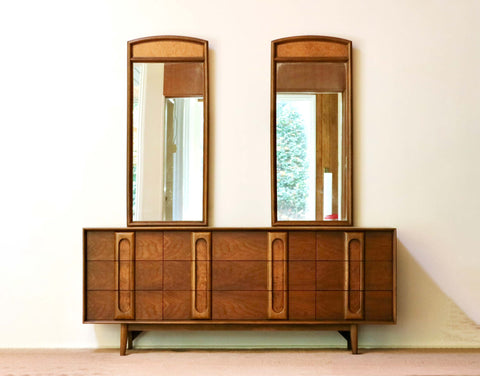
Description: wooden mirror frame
xmin=271 ymin=36 xmax=352 ymax=226
xmin=126 ymin=36 xmax=209 ymax=226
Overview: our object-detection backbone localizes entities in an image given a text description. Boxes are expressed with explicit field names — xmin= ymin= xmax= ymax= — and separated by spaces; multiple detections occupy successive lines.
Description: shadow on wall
xmin=360 ymin=240 xmax=480 ymax=348
xmin=92 ymin=240 xmax=479 ymax=349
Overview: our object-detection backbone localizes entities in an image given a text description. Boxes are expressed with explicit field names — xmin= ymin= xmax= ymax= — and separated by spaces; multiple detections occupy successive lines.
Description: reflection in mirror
xmin=132 ymin=63 xmax=204 ymax=221
xmin=271 ymin=37 xmax=352 ymax=225
xmin=127 ymin=36 xmax=208 ymax=226
xmin=276 ymin=92 xmax=342 ymax=221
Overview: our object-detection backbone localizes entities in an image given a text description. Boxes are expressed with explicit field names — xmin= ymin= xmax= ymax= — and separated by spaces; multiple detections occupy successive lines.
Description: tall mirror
xmin=271 ymin=36 xmax=352 ymax=226
xmin=127 ymin=36 xmax=208 ymax=225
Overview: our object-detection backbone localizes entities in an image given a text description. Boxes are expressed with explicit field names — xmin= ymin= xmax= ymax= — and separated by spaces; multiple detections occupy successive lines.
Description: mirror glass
xmin=276 ymin=92 xmax=343 ymax=221
xmin=271 ymin=37 xmax=352 ymax=225
xmin=127 ymin=36 xmax=208 ymax=225
xmin=132 ymin=62 xmax=204 ymax=221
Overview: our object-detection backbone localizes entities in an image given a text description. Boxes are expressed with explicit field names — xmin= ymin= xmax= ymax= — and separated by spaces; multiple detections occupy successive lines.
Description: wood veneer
xmin=271 ymin=36 xmax=353 ymax=226
xmin=84 ymin=227 xmax=396 ymax=355
xmin=127 ymin=36 xmax=209 ymax=226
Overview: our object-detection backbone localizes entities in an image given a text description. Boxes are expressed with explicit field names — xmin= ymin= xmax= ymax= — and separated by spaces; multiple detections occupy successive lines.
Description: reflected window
xmin=132 ymin=62 xmax=204 ymax=221
xmin=276 ymin=95 xmax=316 ymax=220
xmin=276 ymin=93 xmax=343 ymax=221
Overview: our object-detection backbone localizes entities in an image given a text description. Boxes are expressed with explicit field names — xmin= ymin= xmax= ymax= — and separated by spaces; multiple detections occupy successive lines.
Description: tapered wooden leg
xmin=350 ymin=324 xmax=358 ymax=354
xmin=127 ymin=331 xmax=133 ymax=350
xmin=120 ymin=324 xmax=128 ymax=356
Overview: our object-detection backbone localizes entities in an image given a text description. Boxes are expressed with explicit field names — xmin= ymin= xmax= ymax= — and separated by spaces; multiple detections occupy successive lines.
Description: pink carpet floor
xmin=1 ymin=349 xmax=479 ymax=376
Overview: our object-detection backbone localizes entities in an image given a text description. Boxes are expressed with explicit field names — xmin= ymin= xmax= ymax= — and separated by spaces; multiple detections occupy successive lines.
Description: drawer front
xmin=136 ymin=261 xmax=163 ymax=290
xmin=135 ymin=291 xmax=163 ymax=320
xmin=136 ymin=231 xmax=163 ymax=260
xmin=212 ymin=261 xmax=268 ymax=290
xmin=86 ymin=261 xmax=115 ymax=290
xmin=289 ymin=261 xmax=316 ymax=291
xmin=163 ymin=291 xmax=192 ymax=320
xmin=212 ymin=291 xmax=268 ymax=320
xmin=288 ymin=231 xmax=316 ymax=260
xmin=85 ymin=229 xmax=395 ymax=323
xmin=212 ymin=231 xmax=267 ymax=260
xmin=86 ymin=231 xmax=115 ymax=260
xmin=365 ymin=231 xmax=394 ymax=261
xmin=86 ymin=291 xmax=115 ymax=320
xmin=85 ymin=231 xmax=136 ymax=321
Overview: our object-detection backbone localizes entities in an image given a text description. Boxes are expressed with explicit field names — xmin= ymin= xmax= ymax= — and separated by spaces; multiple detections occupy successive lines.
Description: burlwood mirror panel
xmin=127 ymin=36 xmax=208 ymax=226
xmin=271 ymin=36 xmax=352 ymax=226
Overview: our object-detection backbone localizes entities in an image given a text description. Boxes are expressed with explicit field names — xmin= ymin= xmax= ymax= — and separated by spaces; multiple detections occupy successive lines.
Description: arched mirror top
xmin=273 ymin=35 xmax=350 ymax=60
xmin=127 ymin=36 xmax=209 ymax=226
xmin=128 ymin=36 xmax=207 ymax=60
xmin=271 ymin=36 xmax=353 ymax=226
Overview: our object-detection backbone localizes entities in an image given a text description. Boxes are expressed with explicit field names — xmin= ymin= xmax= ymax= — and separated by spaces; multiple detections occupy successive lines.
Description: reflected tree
xmin=276 ymin=102 xmax=309 ymax=220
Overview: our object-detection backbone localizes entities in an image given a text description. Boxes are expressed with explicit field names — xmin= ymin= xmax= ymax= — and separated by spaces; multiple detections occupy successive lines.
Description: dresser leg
xmin=120 ymin=324 xmax=128 ymax=356
xmin=127 ymin=331 xmax=133 ymax=350
xmin=350 ymin=324 xmax=358 ymax=354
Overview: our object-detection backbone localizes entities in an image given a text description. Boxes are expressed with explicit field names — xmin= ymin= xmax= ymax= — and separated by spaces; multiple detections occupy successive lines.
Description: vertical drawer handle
xmin=114 ymin=232 xmax=135 ymax=320
xmin=268 ymin=232 xmax=288 ymax=319
xmin=344 ymin=232 xmax=364 ymax=320
xmin=191 ymin=232 xmax=211 ymax=319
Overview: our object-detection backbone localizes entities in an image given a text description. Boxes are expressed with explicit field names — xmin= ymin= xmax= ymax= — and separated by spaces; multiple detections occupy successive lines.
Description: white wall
xmin=1 ymin=0 xmax=479 ymax=348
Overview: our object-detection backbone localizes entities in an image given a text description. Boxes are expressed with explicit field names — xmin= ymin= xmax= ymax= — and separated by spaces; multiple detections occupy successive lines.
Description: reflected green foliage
xmin=276 ymin=102 xmax=309 ymax=220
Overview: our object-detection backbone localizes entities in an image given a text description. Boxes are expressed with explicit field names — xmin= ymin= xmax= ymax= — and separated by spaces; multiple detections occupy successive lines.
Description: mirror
xmin=127 ymin=36 xmax=208 ymax=225
xmin=271 ymin=36 xmax=352 ymax=225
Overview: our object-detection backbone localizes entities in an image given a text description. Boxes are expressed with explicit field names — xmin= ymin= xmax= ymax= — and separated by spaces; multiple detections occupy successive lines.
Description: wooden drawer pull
xmin=191 ymin=232 xmax=211 ymax=319
xmin=268 ymin=232 xmax=288 ymax=319
xmin=114 ymin=232 xmax=135 ymax=320
xmin=344 ymin=232 xmax=364 ymax=320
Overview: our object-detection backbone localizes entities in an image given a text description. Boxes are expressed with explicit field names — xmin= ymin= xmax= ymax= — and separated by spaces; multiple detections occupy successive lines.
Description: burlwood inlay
xmin=344 ymin=233 xmax=364 ymax=320
xmin=132 ymin=40 xmax=204 ymax=58
xmin=276 ymin=40 xmax=348 ymax=58
xmin=191 ymin=232 xmax=211 ymax=319
xmin=268 ymin=232 xmax=288 ymax=319
xmin=114 ymin=233 xmax=135 ymax=320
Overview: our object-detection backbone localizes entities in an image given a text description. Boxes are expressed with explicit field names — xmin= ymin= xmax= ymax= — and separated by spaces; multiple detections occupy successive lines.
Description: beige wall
xmin=0 ymin=0 xmax=479 ymax=348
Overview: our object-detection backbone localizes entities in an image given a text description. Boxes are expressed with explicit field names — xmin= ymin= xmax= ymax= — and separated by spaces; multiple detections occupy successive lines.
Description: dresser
xmin=83 ymin=227 xmax=396 ymax=354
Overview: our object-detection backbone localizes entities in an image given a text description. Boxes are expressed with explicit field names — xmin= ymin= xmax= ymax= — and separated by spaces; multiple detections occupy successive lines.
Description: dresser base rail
xmin=119 ymin=323 xmax=359 ymax=355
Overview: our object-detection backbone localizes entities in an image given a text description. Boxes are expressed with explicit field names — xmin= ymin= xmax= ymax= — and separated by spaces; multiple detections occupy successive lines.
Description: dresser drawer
xmin=212 ymin=261 xmax=267 ymax=290
xmin=212 ymin=291 xmax=268 ymax=320
xmin=212 ymin=231 xmax=267 ymax=260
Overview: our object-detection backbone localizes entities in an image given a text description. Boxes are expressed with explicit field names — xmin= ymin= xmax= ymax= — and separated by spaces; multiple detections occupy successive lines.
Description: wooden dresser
xmin=83 ymin=227 xmax=396 ymax=354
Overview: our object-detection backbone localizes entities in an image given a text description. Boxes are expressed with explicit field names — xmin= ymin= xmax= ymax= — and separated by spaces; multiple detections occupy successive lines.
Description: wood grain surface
xmin=316 ymin=291 xmax=344 ymax=320
xmin=212 ymin=261 xmax=267 ymax=290
xmin=213 ymin=232 xmax=267 ymax=260
xmin=135 ymin=261 xmax=163 ymax=290
xmin=365 ymin=291 xmax=393 ymax=321
xmin=289 ymin=291 xmax=316 ymax=320
xmin=288 ymin=231 xmax=316 ymax=260
xmin=87 ymin=291 xmax=115 ymax=320
xmin=212 ymin=291 xmax=268 ymax=320
xmin=86 ymin=261 xmax=114 ymax=290
xmin=316 ymin=232 xmax=345 ymax=260
xmin=365 ymin=262 xmax=393 ymax=290
xmin=191 ymin=232 xmax=211 ymax=319
xmin=276 ymin=40 xmax=348 ymax=58
xmin=164 ymin=232 xmax=191 ymax=260
xmin=135 ymin=291 xmax=163 ymax=320
xmin=365 ymin=231 xmax=394 ymax=261
xmin=164 ymin=63 xmax=204 ymax=97
xmin=135 ymin=231 xmax=163 ymax=260
xmin=163 ymin=291 xmax=191 ymax=320
xmin=132 ymin=40 xmax=204 ymax=59
xmin=86 ymin=231 xmax=115 ymax=260
xmin=288 ymin=261 xmax=316 ymax=290
xmin=164 ymin=261 xmax=191 ymax=291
